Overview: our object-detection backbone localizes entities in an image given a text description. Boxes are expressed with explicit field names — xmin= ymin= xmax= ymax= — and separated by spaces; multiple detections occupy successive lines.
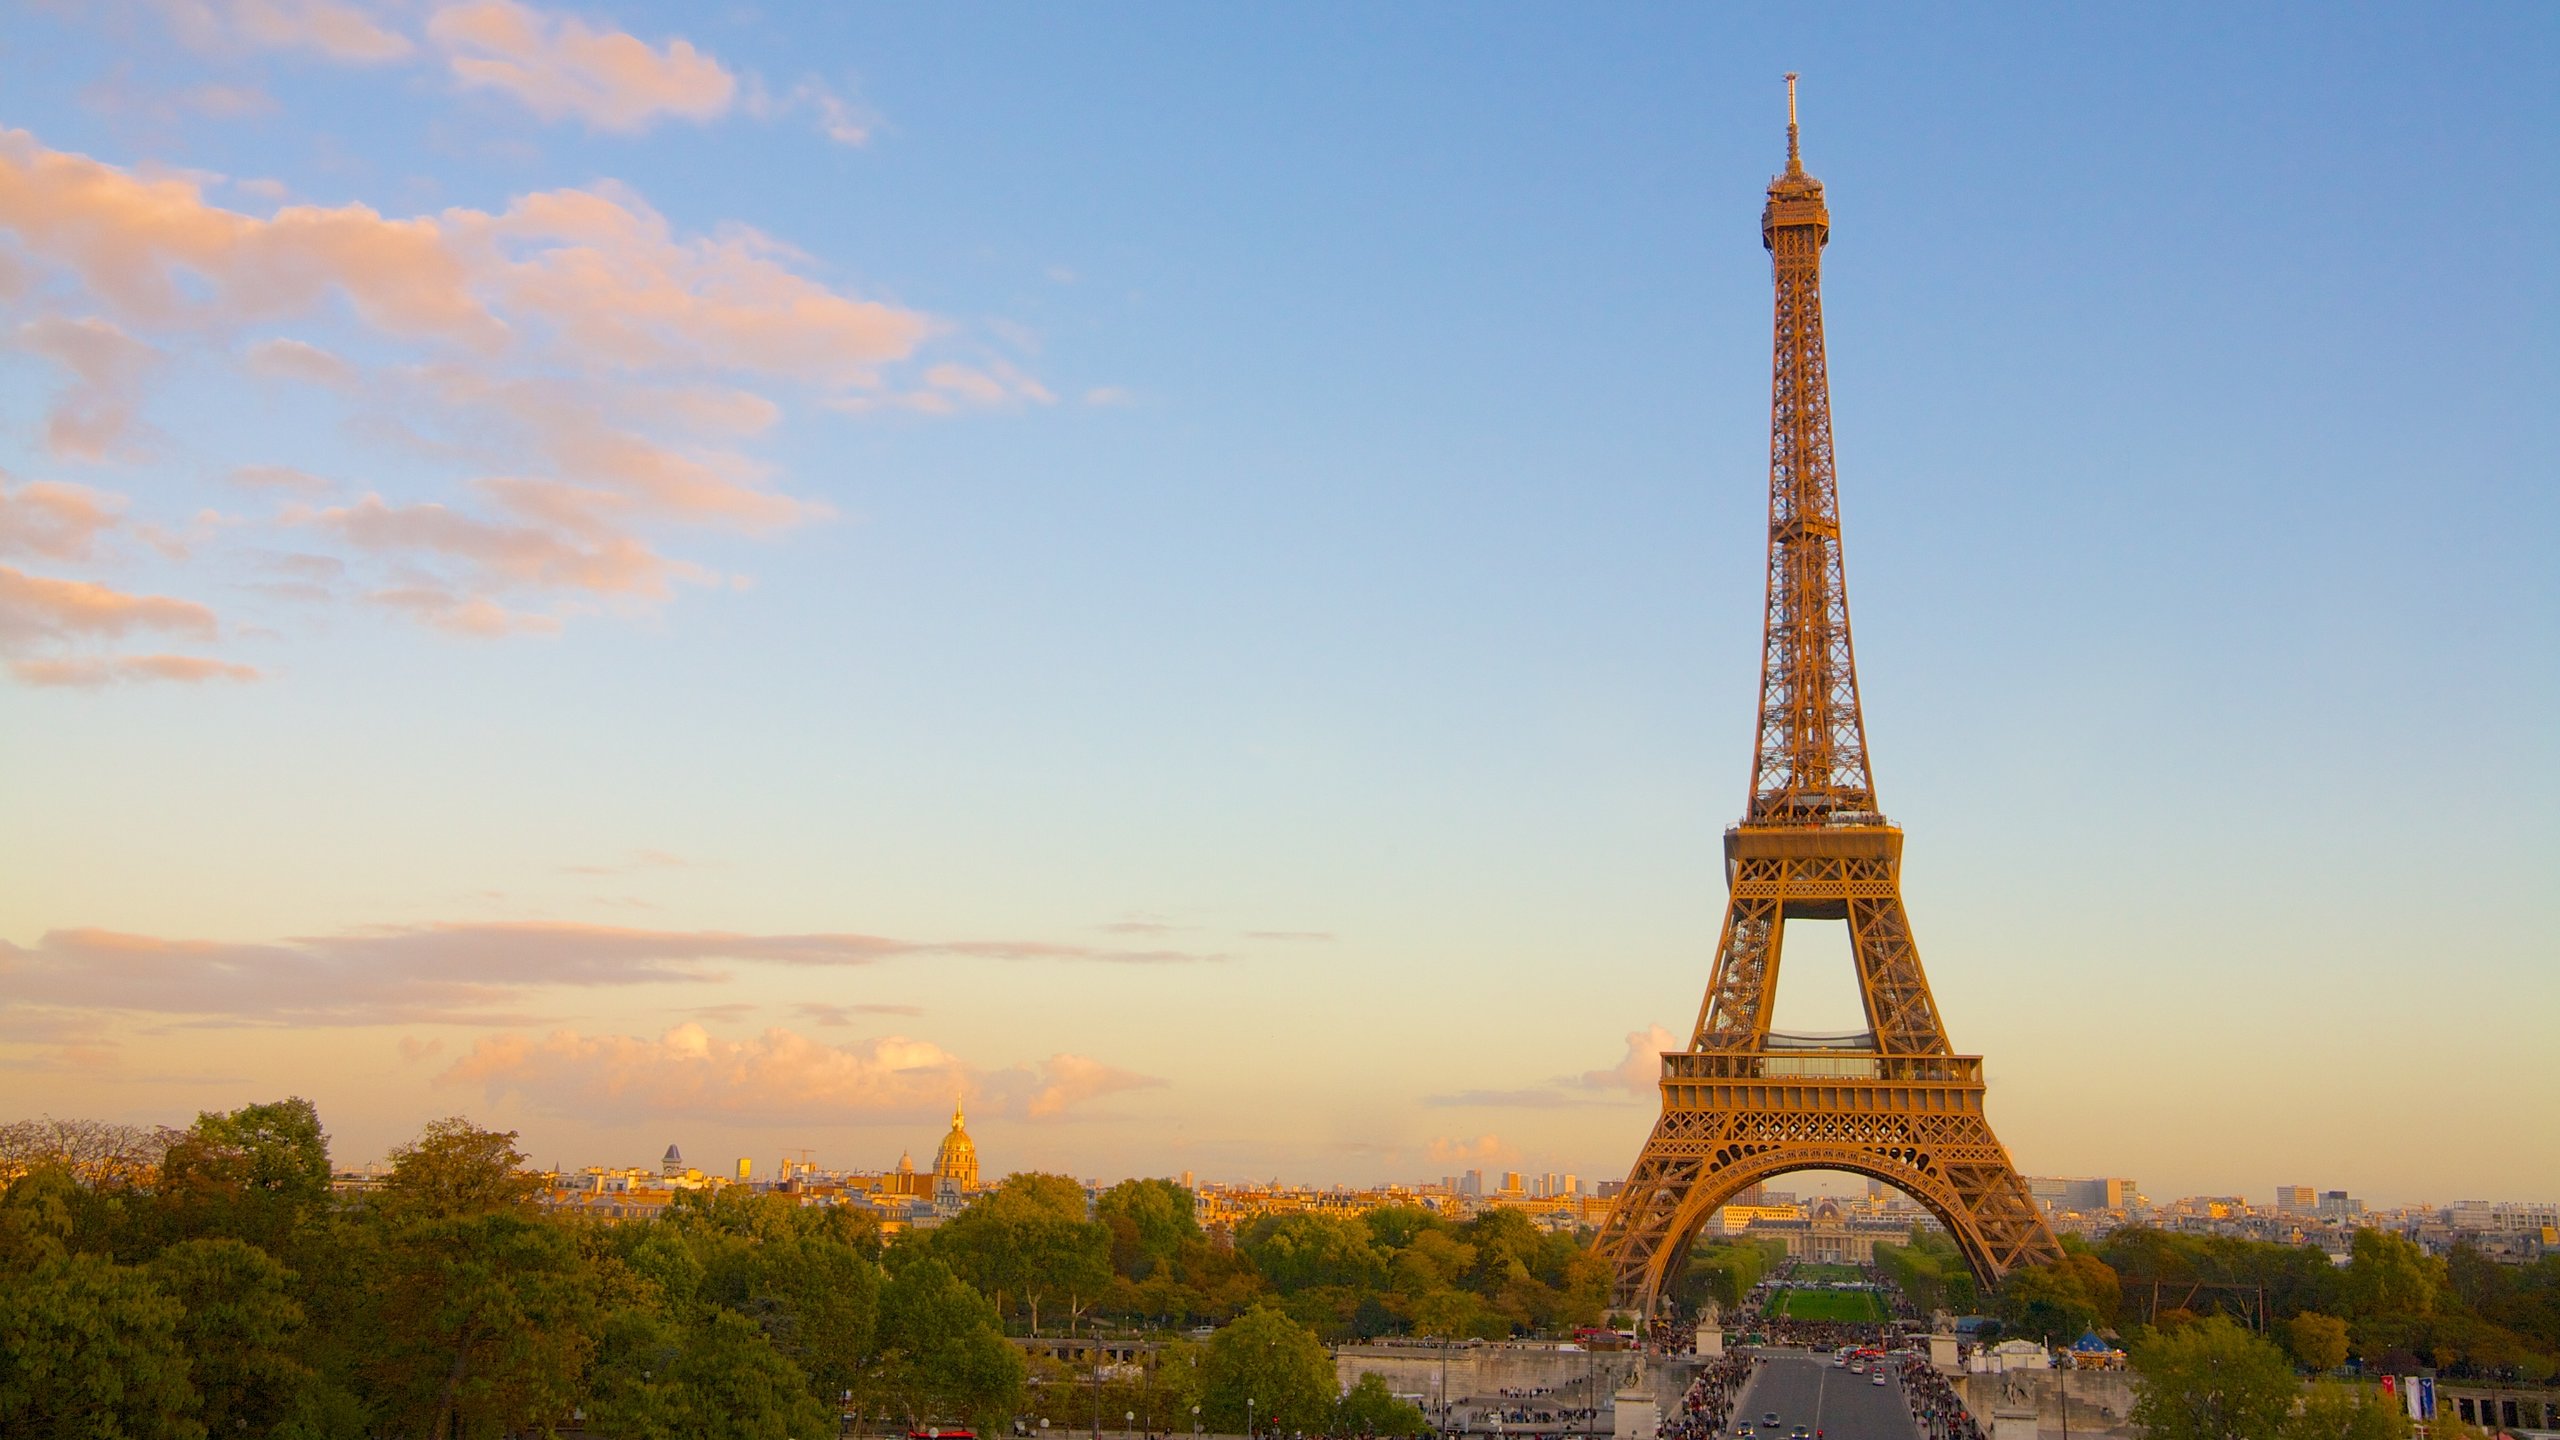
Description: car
xmin=1872 ymin=1375 xmax=1889 ymax=1387
xmin=1790 ymin=1427 xmax=1810 ymax=1439
xmin=1832 ymin=1358 xmax=1847 ymax=1368
xmin=1735 ymin=1428 xmax=1753 ymax=1438
xmin=1763 ymin=1415 xmax=1781 ymax=1428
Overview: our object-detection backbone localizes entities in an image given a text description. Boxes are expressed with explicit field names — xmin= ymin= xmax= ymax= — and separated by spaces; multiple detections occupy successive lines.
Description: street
xmin=1727 ymin=1352 xmax=1922 ymax=1440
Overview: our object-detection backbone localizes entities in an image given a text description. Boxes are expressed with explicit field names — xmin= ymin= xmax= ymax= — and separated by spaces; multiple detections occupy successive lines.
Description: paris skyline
xmin=2 ymin=5 xmax=2554 ymax=1206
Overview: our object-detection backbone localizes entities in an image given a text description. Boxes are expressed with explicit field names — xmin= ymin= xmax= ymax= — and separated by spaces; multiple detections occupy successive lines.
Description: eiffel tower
xmin=1592 ymin=77 xmax=2062 ymax=1314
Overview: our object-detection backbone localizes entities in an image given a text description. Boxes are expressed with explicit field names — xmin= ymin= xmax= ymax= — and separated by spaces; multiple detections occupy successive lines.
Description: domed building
xmin=932 ymin=1101 xmax=979 ymax=1191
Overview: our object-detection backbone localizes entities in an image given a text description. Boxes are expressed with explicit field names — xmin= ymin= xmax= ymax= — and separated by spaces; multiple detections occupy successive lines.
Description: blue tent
xmin=2072 ymin=1332 xmax=2112 ymax=1353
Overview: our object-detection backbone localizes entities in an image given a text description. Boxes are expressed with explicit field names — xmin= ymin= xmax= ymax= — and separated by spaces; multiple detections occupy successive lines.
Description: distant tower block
xmin=1590 ymin=75 xmax=2061 ymax=1314
xmin=661 ymin=1143 xmax=684 ymax=1178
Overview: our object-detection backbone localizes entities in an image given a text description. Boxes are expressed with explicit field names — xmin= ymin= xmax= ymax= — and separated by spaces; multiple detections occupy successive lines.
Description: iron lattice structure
xmin=1592 ymin=78 xmax=2062 ymax=1314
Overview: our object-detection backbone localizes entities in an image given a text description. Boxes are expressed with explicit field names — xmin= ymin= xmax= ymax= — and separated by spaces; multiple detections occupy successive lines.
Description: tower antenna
xmin=1784 ymin=72 xmax=1802 ymax=174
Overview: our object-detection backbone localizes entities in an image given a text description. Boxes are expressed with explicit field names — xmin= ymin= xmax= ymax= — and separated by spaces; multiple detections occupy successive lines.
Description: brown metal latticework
xmin=1592 ymin=77 xmax=2062 ymax=1314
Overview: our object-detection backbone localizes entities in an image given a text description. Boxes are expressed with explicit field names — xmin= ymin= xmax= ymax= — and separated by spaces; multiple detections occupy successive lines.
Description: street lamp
xmin=1248 ymin=1397 xmax=1256 ymax=1440
xmin=1191 ymin=1405 xmax=1201 ymax=1439
xmin=1127 ymin=1412 xmax=1136 ymax=1440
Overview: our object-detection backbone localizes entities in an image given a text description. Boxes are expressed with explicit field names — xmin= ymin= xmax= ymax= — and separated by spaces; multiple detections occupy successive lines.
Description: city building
xmin=1747 ymin=1196 xmax=1909 ymax=1263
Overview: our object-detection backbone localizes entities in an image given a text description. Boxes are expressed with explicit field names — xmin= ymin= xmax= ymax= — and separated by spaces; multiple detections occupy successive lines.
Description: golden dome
xmin=932 ymin=1100 xmax=979 ymax=1189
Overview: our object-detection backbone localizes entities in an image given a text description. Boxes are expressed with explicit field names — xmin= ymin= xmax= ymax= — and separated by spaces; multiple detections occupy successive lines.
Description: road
xmin=1728 ymin=1351 xmax=1922 ymax=1440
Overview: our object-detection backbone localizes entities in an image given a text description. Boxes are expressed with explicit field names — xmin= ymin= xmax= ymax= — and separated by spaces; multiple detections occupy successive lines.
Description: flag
xmin=2418 ymin=1377 xmax=2436 ymax=1421
xmin=2405 ymin=1380 xmax=2423 ymax=1421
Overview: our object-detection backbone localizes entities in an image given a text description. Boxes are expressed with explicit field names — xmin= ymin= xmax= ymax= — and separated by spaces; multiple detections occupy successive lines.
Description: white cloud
xmin=1580 ymin=1024 xmax=1678 ymax=1098
xmin=1425 ymin=1134 xmax=1518 ymax=1166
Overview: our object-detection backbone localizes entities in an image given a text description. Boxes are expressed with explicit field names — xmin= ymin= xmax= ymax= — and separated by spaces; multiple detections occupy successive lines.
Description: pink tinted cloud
xmin=0 ymin=564 xmax=216 ymax=645
xmin=244 ymin=336 xmax=358 ymax=388
xmin=429 ymin=1 xmax=736 ymax=133
xmin=440 ymin=1023 xmax=969 ymax=1122
xmin=0 ymin=126 xmax=1027 ymax=640
xmin=0 ymin=561 xmax=256 ymax=686
xmin=0 ymin=478 xmax=126 ymax=560
xmin=1018 ymin=1053 xmax=1166 ymax=1118
xmin=0 ymin=130 xmax=928 ymax=381
xmin=160 ymin=0 xmax=418 ymax=63
xmin=12 ymin=653 xmax=260 ymax=686
xmin=0 ymin=920 xmax=1219 ymax=1027
xmin=437 ymin=1023 xmax=1163 ymax=1123
xmin=365 ymin=584 xmax=565 ymax=636
xmin=227 ymin=464 xmax=335 ymax=495
xmin=15 ymin=317 xmax=162 ymax=460
xmin=312 ymin=493 xmax=697 ymax=598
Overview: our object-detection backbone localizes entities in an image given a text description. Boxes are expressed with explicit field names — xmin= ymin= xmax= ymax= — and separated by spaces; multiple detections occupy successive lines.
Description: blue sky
xmin=0 ymin=2 xmax=2552 ymax=1203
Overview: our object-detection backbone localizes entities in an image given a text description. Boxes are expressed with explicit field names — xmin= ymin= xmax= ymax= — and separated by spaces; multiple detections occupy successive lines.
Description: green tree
xmin=2001 ymin=1262 xmax=2103 ymax=1344
xmin=2341 ymin=1231 xmax=2443 ymax=1322
xmin=0 ymin=1250 xmax=205 ymax=1439
xmin=370 ymin=1209 xmax=599 ymax=1440
xmin=1203 ymin=1304 xmax=1336 ymax=1434
xmin=873 ymin=1256 xmax=1027 ymax=1431
xmin=1098 ymin=1178 xmax=1202 ymax=1280
xmin=1362 ymin=1206 xmax=1445 ymax=1254
xmin=1335 ymin=1373 xmax=1429 ymax=1436
xmin=2130 ymin=1315 xmax=2300 ymax=1440
xmin=1674 ymin=1240 xmax=1772 ymax=1314
xmin=190 ymin=1098 xmax=333 ymax=1206
xmin=1241 ymin=1213 xmax=1385 ymax=1295
xmin=151 ymin=1237 xmax=313 ymax=1437
xmin=2286 ymin=1312 xmax=2351 ymax=1374
xmin=1387 ymin=1230 xmax=1477 ymax=1298
xmin=932 ymin=1173 xmax=1113 ymax=1334
xmin=666 ymin=1307 xmax=836 ymax=1440
xmin=2278 ymin=1382 xmax=2409 ymax=1440
xmin=0 ymin=1167 xmax=81 ymax=1270
xmin=738 ymin=1234 xmax=880 ymax=1408
xmin=1409 ymin=1287 xmax=1502 ymax=1341
xmin=578 ymin=1305 xmax=686 ymax=1440
xmin=375 ymin=1117 xmax=544 ymax=1222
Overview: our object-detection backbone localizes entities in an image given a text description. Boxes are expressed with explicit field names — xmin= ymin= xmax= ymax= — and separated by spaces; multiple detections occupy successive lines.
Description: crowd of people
xmin=1894 ymin=1355 xmax=1980 ymax=1440
xmin=1659 ymin=1353 xmax=1757 ymax=1440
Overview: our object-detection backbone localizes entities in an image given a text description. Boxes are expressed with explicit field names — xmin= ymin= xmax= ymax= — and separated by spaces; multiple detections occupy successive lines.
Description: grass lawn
xmin=1771 ymin=1288 xmax=1887 ymax=1323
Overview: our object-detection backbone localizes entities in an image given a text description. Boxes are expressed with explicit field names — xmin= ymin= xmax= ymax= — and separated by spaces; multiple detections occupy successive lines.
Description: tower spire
xmin=1752 ymin=72 xmax=1867 ymax=828
xmin=1784 ymin=72 xmax=1802 ymax=175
